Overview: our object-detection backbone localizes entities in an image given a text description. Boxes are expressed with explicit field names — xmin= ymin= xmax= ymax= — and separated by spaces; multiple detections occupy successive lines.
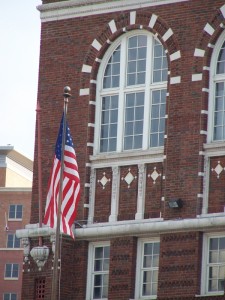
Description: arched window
xmin=209 ymin=31 xmax=225 ymax=142
xmin=94 ymin=30 xmax=168 ymax=154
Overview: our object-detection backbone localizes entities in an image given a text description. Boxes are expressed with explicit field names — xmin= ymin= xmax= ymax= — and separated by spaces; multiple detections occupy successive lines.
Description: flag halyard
xmin=43 ymin=115 xmax=80 ymax=239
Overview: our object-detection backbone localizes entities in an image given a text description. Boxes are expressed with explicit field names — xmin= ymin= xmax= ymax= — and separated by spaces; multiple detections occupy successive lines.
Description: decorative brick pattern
xmin=145 ymin=163 xmax=163 ymax=219
xmin=118 ymin=166 xmax=138 ymax=221
xmin=94 ymin=168 xmax=112 ymax=222
xmin=158 ymin=232 xmax=202 ymax=299
xmin=208 ymin=157 xmax=225 ymax=213
xmin=109 ymin=237 xmax=137 ymax=300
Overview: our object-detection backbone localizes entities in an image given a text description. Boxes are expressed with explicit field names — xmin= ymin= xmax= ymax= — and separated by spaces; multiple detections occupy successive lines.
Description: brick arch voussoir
xmin=80 ymin=10 xmax=183 ymax=209
xmin=192 ymin=5 xmax=225 ymax=211
xmin=193 ymin=7 xmax=225 ymax=75
xmin=80 ymin=10 xmax=182 ymax=91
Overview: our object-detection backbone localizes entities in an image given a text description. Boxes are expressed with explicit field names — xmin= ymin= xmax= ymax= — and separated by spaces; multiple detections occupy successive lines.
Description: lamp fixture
xmin=168 ymin=198 xmax=183 ymax=209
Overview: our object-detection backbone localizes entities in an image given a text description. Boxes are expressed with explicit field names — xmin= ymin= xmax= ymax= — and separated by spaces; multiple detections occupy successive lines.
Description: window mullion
xmin=143 ymin=35 xmax=152 ymax=150
xmin=117 ymin=38 xmax=126 ymax=152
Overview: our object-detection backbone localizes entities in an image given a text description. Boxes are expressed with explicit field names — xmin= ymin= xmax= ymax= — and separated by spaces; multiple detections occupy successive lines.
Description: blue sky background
xmin=0 ymin=1 xmax=42 ymax=159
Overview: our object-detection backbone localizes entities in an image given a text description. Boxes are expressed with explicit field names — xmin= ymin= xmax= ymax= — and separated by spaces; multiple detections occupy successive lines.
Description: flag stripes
xmin=43 ymin=116 xmax=80 ymax=239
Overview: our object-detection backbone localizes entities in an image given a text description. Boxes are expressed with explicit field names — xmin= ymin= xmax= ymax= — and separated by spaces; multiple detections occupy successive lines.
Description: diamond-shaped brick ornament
xmin=121 ymin=168 xmax=137 ymax=188
xmin=98 ymin=172 xmax=110 ymax=189
xmin=211 ymin=161 xmax=225 ymax=179
xmin=148 ymin=167 xmax=161 ymax=184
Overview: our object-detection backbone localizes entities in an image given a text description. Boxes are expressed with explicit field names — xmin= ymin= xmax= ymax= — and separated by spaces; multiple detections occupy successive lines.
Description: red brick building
xmin=17 ymin=0 xmax=225 ymax=299
xmin=0 ymin=146 xmax=33 ymax=300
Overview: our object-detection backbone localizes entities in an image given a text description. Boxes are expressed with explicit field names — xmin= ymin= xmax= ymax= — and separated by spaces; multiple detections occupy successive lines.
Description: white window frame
xmin=8 ymin=204 xmax=23 ymax=221
xmin=135 ymin=238 xmax=160 ymax=300
xmin=4 ymin=264 xmax=19 ymax=280
xmin=94 ymin=29 xmax=167 ymax=156
xmin=3 ymin=293 xmax=17 ymax=300
xmin=86 ymin=241 xmax=110 ymax=300
xmin=208 ymin=30 xmax=225 ymax=144
xmin=201 ymin=232 xmax=225 ymax=296
xmin=6 ymin=234 xmax=20 ymax=249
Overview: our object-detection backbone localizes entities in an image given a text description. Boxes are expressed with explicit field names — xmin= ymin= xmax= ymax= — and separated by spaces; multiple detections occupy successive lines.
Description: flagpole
xmin=36 ymin=100 xmax=43 ymax=247
xmin=51 ymin=86 xmax=71 ymax=300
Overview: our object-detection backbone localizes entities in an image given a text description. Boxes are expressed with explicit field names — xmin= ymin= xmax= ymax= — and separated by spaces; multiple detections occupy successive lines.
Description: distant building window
xmin=8 ymin=205 xmax=23 ymax=220
xmin=3 ymin=294 xmax=17 ymax=300
xmin=4 ymin=264 xmax=19 ymax=279
xmin=135 ymin=238 xmax=160 ymax=299
xmin=202 ymin=233 xmax=225 ymax=295
xmin=86 ymin=242 xmax=110 ymax=300
xmin=7 ymin=234 xmax=20 ymax=248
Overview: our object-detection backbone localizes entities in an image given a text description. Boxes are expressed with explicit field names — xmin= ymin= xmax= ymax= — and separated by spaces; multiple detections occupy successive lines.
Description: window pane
xmin=124 ymin=92 xmax=144 ymax=150
xmin=100 ymin=95 xmax=118 ymax=152
xmin=101 ymin=125 xmax=109 ymax=138
xmin=94 ymin=260 xmax=102 ymax=271
xmin=127 ymin=35 xmax=147 ymax=86
xmin=93 ymin=287 xmax=101 ymax=299
xmin=94 ymin=274 xmax=101 ymax=286
xmin=9 ymin=205 xmax=15 ymax=219
xmin=3 ymin=295 xmax=10 ymax=300
xmin=12 ymin=264 xmax=18 ymax=277
xmin=217 ymin=41 xmax=225 ymax=74
xmin=5 ymin=264 xmax=12 ymax=277
xmin=109 ymin=124 xmax=117 ymax=137
xmin=134 ymin=135 xmax=142 ymax=148
xmin=152 ymin=39 xmax=168 ymax=83
xmin=14 ymin=236 xmax=20 ymax=248
xmin=112 ymin=75 xmax=119 ymax=87
xmin=95 ymin=247 xmax=103 ymax=259
xmin=7 ymin=235 xmax=14 ymax=248
xmin=134 ymin=121 xmax=143 ymax=134
xmin=101 ymin=110 xmax=109 ymax=125
xmin=16 ymin=205 xmax=23 ymax=219
xmin=108 ymin=138 xmax=116 ymax=152
xmin=124 ymin=136 xmax=133 ymax=150
xmin=125 ymin=122 xmax=133 ymax=135
xmin=150 ymin=89 xmax=166 ymax=147
xmin=103 ymin=45 xmax=120 ymax=88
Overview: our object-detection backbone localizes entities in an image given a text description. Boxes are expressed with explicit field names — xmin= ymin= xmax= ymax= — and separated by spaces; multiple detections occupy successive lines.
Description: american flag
xmin=43 ymin=114 xmax=80 ymax=239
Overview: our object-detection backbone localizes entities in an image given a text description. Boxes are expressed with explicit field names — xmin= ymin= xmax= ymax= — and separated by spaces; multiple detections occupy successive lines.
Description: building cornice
xmin=16 ymin=214 xmax=225 ymax=241
xmin=37 ymin=0 xmax=189 ymax=22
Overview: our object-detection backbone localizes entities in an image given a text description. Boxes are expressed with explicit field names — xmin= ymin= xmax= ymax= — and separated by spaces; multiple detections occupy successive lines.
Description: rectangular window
xmin=201 ymin=233 xmax=225 ymax=296
xmin=3 ymin=294 xmax=17 ymax=300
xmin=5 ymin=264 xmax=19 ymax=279
xmin=135 ymin=239 xmax=160 ymax=299
xmin=8 ymin=205 xmax=23 ymax=220
xmin=7 ymin=234 xmax=20 ymax=248
xmin=86 ymin=242 xmax=110 ymax=300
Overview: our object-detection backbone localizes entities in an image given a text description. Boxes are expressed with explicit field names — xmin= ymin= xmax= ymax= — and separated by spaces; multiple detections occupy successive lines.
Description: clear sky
xmin=0 ymin=1 xmax=42 ymax=160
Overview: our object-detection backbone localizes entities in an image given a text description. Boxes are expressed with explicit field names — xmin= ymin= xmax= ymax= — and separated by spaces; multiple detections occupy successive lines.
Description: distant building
xmin=0 ymin=146 xmax=32 ymax=300
xmin=17 ymin=0 xmax=225 ymax=299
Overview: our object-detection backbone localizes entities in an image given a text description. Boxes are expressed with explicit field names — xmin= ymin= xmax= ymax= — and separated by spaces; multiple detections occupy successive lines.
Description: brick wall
xmin=25 ymin=0 xmax=225 ymax=299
